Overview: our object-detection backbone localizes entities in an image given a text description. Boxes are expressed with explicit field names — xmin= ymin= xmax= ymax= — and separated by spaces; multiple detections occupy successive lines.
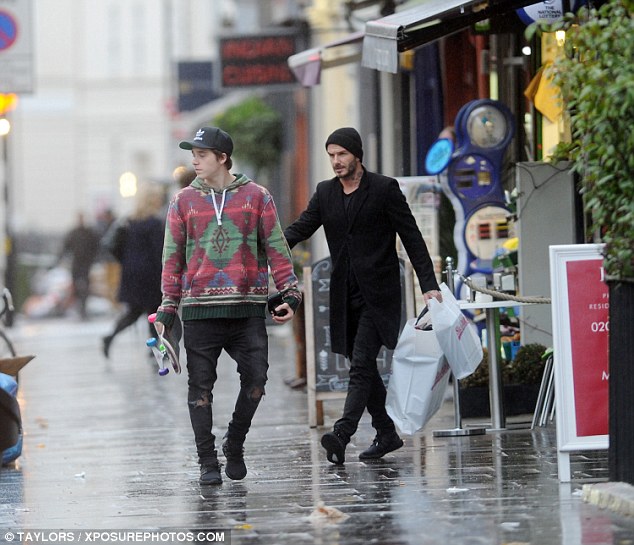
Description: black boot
xmin=199 ymin=462 xmax=222 ymax=485
xmin=359 ymin=430 xmax=403 ymax=460
xmin=199 ymin=451 xmax=222 ymax=485
xmin=222 ymin=437 xmax=247 ymax=480
xmin=321 ymin=429 xmax=348 ymax=465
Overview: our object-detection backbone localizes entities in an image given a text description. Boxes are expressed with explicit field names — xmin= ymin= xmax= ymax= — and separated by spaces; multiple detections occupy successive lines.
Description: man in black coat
xmin=284 ymin=127 xmax=441 ymax=464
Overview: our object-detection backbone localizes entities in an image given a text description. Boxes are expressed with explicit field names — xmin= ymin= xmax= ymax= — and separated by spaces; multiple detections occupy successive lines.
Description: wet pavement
xmin=2 ymin=312 xmax=634 ymax=544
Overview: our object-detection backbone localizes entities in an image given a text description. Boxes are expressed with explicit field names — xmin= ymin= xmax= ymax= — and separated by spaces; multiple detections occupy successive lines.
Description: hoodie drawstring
xmin=211 ymin=188 xmax=227 ymax=226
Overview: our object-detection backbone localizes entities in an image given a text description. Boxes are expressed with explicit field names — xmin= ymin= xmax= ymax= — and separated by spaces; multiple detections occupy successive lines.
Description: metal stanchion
xmin=433 ymin=257 xmax=486 ymax=437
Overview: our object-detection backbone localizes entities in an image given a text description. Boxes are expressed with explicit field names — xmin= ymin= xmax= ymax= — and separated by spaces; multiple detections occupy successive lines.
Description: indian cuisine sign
xmin=219 ymin=32 xmax=300 ymax=89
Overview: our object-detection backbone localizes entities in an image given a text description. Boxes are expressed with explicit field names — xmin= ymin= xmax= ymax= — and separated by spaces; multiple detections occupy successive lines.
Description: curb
xmin=583 ymin=482 xmax=634 ymax=517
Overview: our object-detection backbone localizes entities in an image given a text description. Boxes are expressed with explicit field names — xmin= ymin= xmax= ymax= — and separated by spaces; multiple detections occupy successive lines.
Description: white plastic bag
xmin=385 ymin=312 xmax=451 ymax=435
xmin=428 ymin=283 xmax=483 ymax=380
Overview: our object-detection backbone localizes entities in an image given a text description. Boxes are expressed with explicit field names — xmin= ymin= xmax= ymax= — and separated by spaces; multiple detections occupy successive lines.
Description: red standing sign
xmin=566 ymin=259 xmax=609 ymax=437
xmin=550 ymin=244 xmax=609 ymax=482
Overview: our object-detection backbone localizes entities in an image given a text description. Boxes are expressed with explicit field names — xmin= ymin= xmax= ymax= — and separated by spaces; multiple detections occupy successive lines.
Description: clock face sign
xmin=466 ymin=105 xmax=509 ymax=149
xmin=444 ymin=99 xmax=515 ymax=289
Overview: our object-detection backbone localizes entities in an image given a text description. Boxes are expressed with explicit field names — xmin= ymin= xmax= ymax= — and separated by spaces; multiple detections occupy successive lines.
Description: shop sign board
xmin=550 ymin=244 xmax=609 ymax=482
xmin=177 ymin=61 xmax=220 ymax=113
xmin=219 ymin=31 xmax=299 ymax=89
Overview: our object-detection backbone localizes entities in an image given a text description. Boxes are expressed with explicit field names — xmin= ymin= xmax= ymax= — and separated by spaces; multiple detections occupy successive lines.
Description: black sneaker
xmin=199 ymin=462 xmax=222 ymax=485
xmin=358 ymin=432 xmax=404 ymax=460
xmin=222 ymin=439 xmax=247 ymax=480
xmin=321 ymin=431 xmax=347 ymax=465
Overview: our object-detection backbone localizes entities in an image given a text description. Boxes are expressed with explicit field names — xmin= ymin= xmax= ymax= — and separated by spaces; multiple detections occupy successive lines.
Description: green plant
xmin=459 ymin=343 xmax=547 ymax=389
xmin=506 ymin=343 xmax=548 ymax=385
xmin=528 ymin=0 xmax=634 ymax=280
xmin=214 ymin=96 xmax=283 ymax=175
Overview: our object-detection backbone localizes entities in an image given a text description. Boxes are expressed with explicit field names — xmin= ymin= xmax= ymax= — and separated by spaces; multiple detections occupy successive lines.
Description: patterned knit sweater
xmin=156 ymin=174 xmax=301 ymax=326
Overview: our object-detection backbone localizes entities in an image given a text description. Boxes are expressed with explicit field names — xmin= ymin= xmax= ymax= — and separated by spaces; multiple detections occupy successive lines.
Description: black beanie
xmin=325 ymin=127 xmax=363 ymax=161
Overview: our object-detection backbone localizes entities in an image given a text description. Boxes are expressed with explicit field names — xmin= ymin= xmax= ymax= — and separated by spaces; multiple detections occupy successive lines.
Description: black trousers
xmin=108 ymin=306 xmax=156 ymax=341
xmin=334 ymin=301 xmax=397 ymax=441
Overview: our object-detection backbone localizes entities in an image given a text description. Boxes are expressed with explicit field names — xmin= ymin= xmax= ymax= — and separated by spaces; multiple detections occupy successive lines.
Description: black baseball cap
xmin=179 ymin=126 xmax=233 ymax=156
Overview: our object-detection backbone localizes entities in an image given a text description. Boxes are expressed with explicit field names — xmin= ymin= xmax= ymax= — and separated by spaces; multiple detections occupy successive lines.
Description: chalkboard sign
xmin=310 ymin=256 xmax=408 ymax=393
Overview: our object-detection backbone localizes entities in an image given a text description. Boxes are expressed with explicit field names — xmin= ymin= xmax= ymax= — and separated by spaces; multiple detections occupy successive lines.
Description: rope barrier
xmin=460 ymin=275 xmax=551 ymax=304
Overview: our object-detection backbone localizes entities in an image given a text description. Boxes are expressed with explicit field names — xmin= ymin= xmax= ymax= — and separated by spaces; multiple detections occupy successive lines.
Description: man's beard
xmin=335 ymin=159 xmax=358 ymax=181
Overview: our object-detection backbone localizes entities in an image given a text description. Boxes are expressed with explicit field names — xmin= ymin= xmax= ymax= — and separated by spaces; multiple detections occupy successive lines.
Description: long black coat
xmin=118 ymin=216 xmax=164 ymax=311
xmin=284 ymin=169 xmax=439 ymax=355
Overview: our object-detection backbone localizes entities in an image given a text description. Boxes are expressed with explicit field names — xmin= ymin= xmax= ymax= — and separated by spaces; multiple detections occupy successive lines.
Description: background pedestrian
xmin=102 ymin=184 xmax=165 ymax=358
xmin=55 ymin=212 xmax=101 ymax=319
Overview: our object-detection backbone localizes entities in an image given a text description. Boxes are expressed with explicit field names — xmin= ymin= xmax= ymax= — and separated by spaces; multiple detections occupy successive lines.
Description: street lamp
xmin=119 ymin=171 xmax=137 ymax=198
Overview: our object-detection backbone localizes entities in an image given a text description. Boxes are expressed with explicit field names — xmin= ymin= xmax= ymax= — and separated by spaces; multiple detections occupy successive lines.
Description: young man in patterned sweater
xmin=154 ymin=127 xmax=301 ymax=485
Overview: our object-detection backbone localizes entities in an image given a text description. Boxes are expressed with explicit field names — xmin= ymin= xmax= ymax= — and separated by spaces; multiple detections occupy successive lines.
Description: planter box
xmin=459 ymin=384 xmax=540 ymax=419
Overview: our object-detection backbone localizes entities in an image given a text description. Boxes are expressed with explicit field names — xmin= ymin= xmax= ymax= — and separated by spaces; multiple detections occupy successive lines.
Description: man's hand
xmin=423 ymin=290 xmax=442 ymax=305
xmin=271 ymin=303 xmax=295 ymax=324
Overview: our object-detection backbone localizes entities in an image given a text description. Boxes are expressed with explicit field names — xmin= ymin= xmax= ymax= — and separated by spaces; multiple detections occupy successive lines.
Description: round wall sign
xmin=425 ymin=138 xmax=454 ymax=175
xmin=0 ymin=10 xmax=18 ymax=51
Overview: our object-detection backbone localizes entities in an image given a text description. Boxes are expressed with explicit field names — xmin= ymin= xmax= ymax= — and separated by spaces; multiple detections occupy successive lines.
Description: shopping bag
xmin=385 ymin=311 xmax=451 ymax=435
xmin=428 ymin=283 xmax=483 ymax=380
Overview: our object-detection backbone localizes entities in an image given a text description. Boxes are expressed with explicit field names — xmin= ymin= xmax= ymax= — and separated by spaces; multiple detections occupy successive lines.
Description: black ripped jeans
xmin=184 ymin=317 xmax=268 ymax=465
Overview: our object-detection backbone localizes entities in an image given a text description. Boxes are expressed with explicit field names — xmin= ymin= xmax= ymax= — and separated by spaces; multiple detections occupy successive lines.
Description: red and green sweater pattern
xmin=156 ymin=174 xmax=301 ymax=326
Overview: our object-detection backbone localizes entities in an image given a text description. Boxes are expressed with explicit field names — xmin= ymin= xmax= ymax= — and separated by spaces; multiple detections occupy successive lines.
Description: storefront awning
xmin=288 ymin=31 xmax=365 ymax=87
xmin=362 ymin=0 xmax=538 ymax=73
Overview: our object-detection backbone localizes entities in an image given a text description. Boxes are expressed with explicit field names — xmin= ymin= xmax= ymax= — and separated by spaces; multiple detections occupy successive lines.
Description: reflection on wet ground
xmin=0 ymin=316 xmax=632 ymax=544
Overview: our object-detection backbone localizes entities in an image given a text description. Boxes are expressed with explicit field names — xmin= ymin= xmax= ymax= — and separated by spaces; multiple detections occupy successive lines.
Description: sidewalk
xmin=1 ymin=313 xmax=633 ymax=545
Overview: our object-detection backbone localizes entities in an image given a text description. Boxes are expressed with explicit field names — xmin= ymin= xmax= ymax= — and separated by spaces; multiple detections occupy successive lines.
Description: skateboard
xmin=146 ymin=313 xmax=181 ymax=376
